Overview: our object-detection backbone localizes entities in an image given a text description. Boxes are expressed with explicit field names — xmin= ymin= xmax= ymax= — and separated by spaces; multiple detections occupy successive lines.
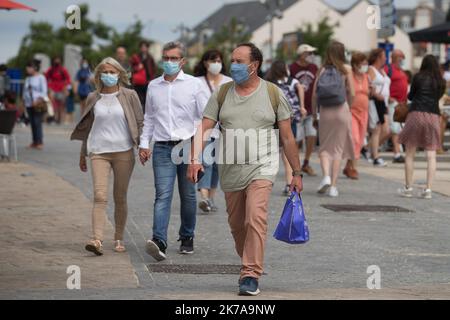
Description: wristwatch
xmin=292 ymin=170 xmax=303 ymax=177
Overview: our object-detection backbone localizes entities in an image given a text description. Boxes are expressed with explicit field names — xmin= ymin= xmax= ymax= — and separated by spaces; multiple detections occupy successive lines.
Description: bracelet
xmin=190 ymin=158 xmax=199 ymax=163
xmin=292 ymin=170 xmax=303 ymax=177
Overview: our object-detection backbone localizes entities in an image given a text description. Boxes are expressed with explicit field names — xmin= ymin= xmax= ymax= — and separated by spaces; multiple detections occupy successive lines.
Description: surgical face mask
xmin=305 ymin=55 xmax=314 ymax=64
xmin=359 ymin=65 xmax=369 ymax=74
xmin=82 ymin=62 xmax=89 ymax=69
xmin=208 ymin=62 xmax=222 ymax=75
xmin=162 ymin=61 xmax=181 ymax=76
xmin=400 ymin=59 xmax=406 ymax=70
xmin=100 ymin=73 xmax=119 ymax=87
xmin=230 ymin=63 xmax=253 ymax=85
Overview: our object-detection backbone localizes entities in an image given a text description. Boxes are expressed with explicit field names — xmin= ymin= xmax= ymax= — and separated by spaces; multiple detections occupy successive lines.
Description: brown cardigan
xmin=70 ymin=86 xmax=144 ymax=156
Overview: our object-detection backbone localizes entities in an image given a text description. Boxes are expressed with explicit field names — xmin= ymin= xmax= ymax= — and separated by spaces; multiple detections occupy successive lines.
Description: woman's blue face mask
xmin=100 ymin=73 xmax=119 ymax=87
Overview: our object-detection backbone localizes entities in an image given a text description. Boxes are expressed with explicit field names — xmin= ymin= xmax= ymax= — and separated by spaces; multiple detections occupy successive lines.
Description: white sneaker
xmin=373 ymin=158 xmax=387 ymax=167
xmin=317 ymin=176 xmax=331 ymax=194
xmin=398 ymin=186 xmax=413 ymax=198
xmin=421 ymin=189 xmax=432 ymax=199
xmin=328 ymin=186 xmax=339 ymax=197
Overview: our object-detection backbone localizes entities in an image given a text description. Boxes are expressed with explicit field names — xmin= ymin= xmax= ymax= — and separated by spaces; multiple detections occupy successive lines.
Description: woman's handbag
xmin=32 ymin=97 xmax=48 ymax=113
xmin=393 ymin=102 xmax=409 ymax=123
xmin=273 ymin=191 xmax=310 ymax=244
xmin=28 ymin=80 xmax=48 ymax=114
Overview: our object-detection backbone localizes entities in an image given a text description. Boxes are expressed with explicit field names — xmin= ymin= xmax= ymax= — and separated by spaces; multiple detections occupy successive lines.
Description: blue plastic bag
xmin=273 ymin=191 xmax=310 ymax=244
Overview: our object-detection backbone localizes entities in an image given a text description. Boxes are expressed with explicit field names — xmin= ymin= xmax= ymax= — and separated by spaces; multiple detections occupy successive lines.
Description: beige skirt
xmin=319 ymin=103 xmax=355 ymax=161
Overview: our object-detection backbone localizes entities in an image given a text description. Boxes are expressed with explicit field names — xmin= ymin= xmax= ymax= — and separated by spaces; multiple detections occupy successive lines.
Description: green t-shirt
xmin=203 ymin=79 xmax=292 ymax=192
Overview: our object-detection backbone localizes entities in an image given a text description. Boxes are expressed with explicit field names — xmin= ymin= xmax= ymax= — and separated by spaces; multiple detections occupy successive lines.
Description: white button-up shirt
xmin=139 ymin=71 xmax=209 ymax=149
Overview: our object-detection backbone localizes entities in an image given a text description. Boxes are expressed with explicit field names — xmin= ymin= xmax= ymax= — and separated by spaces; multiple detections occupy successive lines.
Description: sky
xmin=0 ymin=0 xmax=422 ymax=63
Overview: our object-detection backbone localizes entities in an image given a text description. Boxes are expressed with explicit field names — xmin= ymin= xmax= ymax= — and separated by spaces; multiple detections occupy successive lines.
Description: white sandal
xmin=114 ymin=240 xmax=126 ymax=253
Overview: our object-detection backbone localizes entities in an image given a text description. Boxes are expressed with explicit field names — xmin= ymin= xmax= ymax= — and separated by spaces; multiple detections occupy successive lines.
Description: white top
xmin=140 ymin=70 xmax=209 ymax=148
xmin=369 ymin=66 xmax=391 ymax=105
xmin=198 ymin=74 xmax=232 ymax=139
xmin=87 ymin=92 xmax=133 ymax=155
xmin=23 ymin=74 xmax=48 ymax=108
xmin=444 ymin=71 xmax=450 ymax=82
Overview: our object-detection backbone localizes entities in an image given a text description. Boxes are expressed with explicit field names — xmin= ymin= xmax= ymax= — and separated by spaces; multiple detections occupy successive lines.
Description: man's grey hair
xmin=163 ymin=41 xmax=186 ymax=58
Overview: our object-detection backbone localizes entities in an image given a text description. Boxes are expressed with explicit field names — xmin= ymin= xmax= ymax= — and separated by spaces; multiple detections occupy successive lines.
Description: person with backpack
xmin=266 ymin=60 xmax=306 ymax=195
xmin=398 ymin=55 xmax=446 ymax=199
xmin=187 ymin=43 xmax=303 ymax=296
xmin=312 ymin=41 xmax=355 ymax=197
xmin=45 ymin=56 xmax=71 ymax=124
xmin=130 ymin=54 xmax=148 ymax=108
xmin=138 ymin=40 xmax=157 ymax=106
xmin=193 ymin=49 xmax=232 ymax=213
xmin=23 ymin=59 xmax=47 ymax=150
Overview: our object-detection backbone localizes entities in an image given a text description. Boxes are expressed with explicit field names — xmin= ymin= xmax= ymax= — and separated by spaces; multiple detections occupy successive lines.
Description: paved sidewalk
xmin=1 ymin=125 xmax=450 ymax=300
xmin=0 ymin=162 xmax=138 ymax=291
xmin=356 ymin=152 xmax=450 ymax=197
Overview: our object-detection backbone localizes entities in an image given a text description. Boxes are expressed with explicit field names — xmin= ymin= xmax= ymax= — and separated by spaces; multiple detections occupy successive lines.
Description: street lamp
xmin=260 ymin=0 xmax=284 ymax=61
xmin=173 ymin=23 xmax=192 ymax=45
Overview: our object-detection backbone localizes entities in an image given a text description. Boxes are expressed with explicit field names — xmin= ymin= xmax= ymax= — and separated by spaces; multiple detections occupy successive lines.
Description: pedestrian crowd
xmin=1 ymin=38 xmax=449 ymax=297
xmin=0 ymin=40 xmax=157 ymax=150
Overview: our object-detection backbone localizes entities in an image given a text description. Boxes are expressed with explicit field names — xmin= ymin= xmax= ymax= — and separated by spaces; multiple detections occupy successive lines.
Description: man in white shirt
xmin=139 ymin=42 xmax=208 ymax=261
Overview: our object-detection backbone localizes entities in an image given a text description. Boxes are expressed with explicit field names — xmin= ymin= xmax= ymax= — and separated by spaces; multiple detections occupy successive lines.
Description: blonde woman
xmin=71 ymin=57 xmax=144 ymax=255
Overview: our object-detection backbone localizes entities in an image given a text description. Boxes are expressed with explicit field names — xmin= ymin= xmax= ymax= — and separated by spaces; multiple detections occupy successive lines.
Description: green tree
xmin=8 ymin=3 xmax=150 ymax=69
xmin=205 ymin=17 xmax=252 ymax=64
xmin=300 ymin=17 xmax=338 ymax=59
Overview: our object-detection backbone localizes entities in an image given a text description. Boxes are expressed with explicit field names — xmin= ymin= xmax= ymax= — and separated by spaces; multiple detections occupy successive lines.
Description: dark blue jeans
xmin=152 ymin=143 xmax=197 ymax=245
xmin=27 ymin=107 xmax=44 ymax=145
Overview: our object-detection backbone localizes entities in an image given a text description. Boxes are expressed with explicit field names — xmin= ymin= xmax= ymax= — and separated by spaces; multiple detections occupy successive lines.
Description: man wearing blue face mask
xmin=139 ymin=42 xmax=209 ymax=261
xmin=187 ymin=43 xmax=304 ymax=296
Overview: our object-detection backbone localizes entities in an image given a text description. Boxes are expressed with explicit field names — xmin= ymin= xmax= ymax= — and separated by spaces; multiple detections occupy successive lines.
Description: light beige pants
xmin=90 ymin=149 xmax=135 ymax=241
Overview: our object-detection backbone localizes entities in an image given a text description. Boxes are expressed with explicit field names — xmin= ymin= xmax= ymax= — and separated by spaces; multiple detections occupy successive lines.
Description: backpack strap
xmin=266 ymin=80 xmax=280 ymax=119
xmin=217 ymin=81 xmax=234 ymax=110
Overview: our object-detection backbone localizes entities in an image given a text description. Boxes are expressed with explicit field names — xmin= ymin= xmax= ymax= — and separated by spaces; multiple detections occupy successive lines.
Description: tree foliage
xmin=8 ymin=4 xmax=150 ymax=69
xmin=300 ymin=16 xmax=338 ymax=59
xmin=205 ymin=17 xmax=252 ymax=64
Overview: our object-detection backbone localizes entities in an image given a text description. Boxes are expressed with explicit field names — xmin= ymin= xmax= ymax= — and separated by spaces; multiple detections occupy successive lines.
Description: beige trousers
xmin=224 ymin=179 xmax=273 ymax=279
xmin=90 ymin=149 xmax=135 ymax=241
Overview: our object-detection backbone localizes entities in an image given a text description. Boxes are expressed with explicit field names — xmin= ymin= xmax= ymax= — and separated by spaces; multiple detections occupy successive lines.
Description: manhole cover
xmin=147 ymin=264 xmax=241 ymax=274
xmin=322 ymin=205 xmax=413 ymax=213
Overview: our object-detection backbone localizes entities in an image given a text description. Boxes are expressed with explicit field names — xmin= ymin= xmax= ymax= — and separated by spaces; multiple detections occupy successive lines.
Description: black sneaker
xmin=178 ymin=237 xmax=194 ymax=254
xmin=393 ymin=155 xmax=405 ymax=163
xmin=361 ymin=147 xmax=370 ymax=160
xmin=198 ymin=199 xmax=211 ymax=213
xmin=238 ymin=277 xmax=260 ymax=296
xmin=145 ymin=238 xmax=166 ymax=262
xmin=373 ymin=158 xmax=387 ymax=167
